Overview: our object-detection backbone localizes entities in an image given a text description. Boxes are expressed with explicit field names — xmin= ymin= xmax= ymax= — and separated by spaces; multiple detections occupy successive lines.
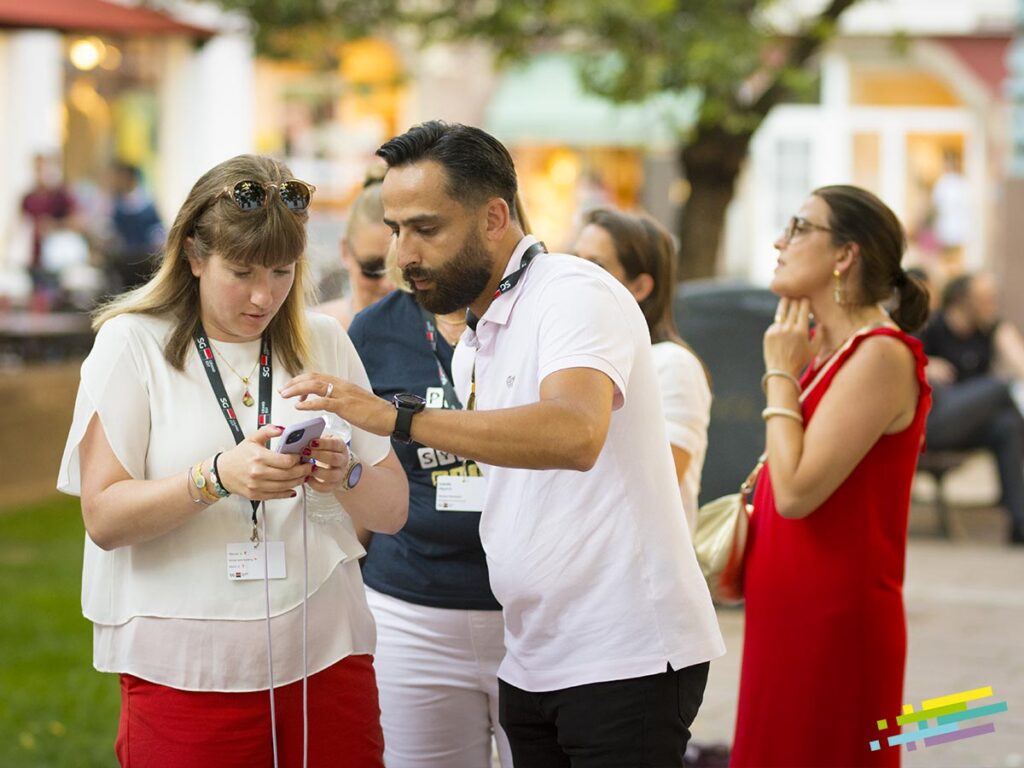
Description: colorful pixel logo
xmin=870 ymin=686 xmax=1008 ymax=752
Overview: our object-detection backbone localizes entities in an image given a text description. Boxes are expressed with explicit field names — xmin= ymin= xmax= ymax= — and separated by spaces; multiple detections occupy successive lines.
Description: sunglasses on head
xmin=219 ymin=179 xmax=316 ymax=212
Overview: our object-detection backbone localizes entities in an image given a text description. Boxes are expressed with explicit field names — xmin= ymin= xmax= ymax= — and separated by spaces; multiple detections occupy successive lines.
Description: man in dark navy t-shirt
xmin=347 ymin=287 xmax=511 ymax=766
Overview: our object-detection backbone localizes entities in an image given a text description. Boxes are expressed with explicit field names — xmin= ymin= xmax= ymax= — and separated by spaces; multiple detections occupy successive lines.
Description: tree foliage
xmin=215 ymin=0 xmax=855 ymax=137
xmin=209 ymin=0 xmax=862 ymax=277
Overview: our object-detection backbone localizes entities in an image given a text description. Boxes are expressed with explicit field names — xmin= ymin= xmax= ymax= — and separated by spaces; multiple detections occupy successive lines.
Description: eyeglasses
xmin=219 ymin=179 xmax=316 ymax=211
xmin=347 ymin=240 xmax=389 ymax=280
xmin=782 ymin=216 xmax=832 ymax=244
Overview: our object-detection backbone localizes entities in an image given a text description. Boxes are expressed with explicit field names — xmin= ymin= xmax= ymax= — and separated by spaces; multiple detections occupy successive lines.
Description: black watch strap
xmin=392 ymin=394 xmax=426 ymax=444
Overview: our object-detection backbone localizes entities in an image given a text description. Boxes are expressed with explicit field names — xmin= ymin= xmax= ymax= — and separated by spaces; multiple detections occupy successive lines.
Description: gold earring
xmin=833 ymin=269 xmax=845 ymax=305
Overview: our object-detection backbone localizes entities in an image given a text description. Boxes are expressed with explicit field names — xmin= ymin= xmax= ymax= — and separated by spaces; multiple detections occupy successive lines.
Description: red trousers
xmin=115 ymin=654 xmax=384 ymax=768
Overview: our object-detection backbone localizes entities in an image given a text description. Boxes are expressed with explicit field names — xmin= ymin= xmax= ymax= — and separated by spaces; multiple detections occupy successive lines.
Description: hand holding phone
xmin=274 ymin=416 xmax=327 ymax=456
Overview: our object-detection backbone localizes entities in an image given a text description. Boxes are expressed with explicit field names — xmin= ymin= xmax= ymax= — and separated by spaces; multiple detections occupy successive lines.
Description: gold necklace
xmin=434 ymin=315 xmax=466 ymax=345
xmin=210 ymin=342 xmax=259 ymax=407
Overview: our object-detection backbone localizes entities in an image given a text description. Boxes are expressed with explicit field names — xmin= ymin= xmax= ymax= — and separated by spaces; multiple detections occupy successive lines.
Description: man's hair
xmin=941 ymin=274 xmax=973 ymax=311
xmin=376 ymin=121 xmax=518 ymax=220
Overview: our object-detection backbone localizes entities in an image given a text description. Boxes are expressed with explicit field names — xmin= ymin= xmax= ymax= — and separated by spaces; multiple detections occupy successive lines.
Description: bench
xmin=915 ymin=449 xmax=976 ymax=538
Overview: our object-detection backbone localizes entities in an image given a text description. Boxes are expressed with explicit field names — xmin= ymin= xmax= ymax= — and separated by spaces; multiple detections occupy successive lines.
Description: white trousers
xmin=366 ymin=587 xmax=513 ymax=768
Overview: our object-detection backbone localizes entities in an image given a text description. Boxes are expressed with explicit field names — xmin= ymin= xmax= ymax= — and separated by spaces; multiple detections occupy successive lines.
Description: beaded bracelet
xmin=761 ymin=406 xmax=804 ymax=425
xmin=191 ymin=461 xmax=221 ymax=503
xmin=761 ymin=369 xmax=801 ymax=393
xmin=209 ymin=452 xmax=232 ymax=498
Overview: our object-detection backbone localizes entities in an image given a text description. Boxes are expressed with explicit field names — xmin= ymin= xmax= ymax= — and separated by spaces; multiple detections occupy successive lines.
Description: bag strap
xmin=799 ymin=321 xmax=895 ymax=402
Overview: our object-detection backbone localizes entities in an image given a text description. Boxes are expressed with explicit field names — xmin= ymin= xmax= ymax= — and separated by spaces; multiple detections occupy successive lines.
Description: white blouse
xmin=651 ymin=341 xmax=712 ymax=534
xmin=58 ymin=311 xmax=391 ymax=691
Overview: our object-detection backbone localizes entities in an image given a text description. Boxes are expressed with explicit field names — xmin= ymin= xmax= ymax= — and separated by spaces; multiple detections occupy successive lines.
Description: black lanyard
xmin=418 ymin=304 xmax=463 ymax=410
xmin=466 ymin=241 xmax=545 ymax=332
xmin=465 ymin=241 xmax=545 ymax=409
xmin=193 ymin=324 xmax=272 ymax=526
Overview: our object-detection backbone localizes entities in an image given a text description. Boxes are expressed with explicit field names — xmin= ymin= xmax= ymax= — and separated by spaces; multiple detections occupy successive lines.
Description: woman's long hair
xmin=93 ymin=155 xmax=313 ymax=373
xmin=581 ymin=208 xmax=681 ymax=345
xmin=581 ymin=208 xmax=710 ymax=384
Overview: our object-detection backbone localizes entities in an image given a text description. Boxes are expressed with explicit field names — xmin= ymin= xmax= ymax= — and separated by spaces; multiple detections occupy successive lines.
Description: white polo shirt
xmin=452 ymin=235 xmax=725 ymax=692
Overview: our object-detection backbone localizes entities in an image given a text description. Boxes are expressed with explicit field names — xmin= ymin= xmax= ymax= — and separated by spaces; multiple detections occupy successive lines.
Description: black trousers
xmin=927 ymin=376 xmax=1024 ymax=529
xmin=498 ymin=661 xmax=710 ymax=768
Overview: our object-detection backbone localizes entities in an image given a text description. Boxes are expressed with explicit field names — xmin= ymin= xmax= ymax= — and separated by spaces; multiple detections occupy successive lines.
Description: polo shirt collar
xmin=477 ymin=235 xmax=540 ymax=329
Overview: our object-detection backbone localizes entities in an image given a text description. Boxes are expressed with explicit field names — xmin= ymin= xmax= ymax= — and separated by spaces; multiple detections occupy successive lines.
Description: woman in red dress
xmin=732 ymin=185 xmax=932 ymax=768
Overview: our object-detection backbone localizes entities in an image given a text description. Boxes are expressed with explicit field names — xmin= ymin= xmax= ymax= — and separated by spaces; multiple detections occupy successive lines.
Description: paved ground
xmin=691 ymin=487 xmax=1024 ymax=768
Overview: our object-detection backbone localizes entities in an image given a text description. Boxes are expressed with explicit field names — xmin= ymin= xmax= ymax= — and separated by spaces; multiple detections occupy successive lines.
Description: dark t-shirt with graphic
xmin=348 ymin=290 xmax=499 ymax=610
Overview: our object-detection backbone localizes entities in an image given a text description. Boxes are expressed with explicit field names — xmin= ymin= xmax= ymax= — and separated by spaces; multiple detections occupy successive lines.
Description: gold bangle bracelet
xmin=191 ymin=461 xmax=220 ymax=503
xmin=762 ymin=406 xmax=804 ymax=424
xmin=761 ymin=369 xmax=801 ymax=393
xmin=186 ymin=468 xmax=213 ymax=505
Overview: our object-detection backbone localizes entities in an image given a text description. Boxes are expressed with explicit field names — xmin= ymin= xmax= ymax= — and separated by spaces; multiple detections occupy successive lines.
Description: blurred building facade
xmin=0 ymin=0 xmax=1017 ymax=298
xmin=0 ymin=0 xmax=254 ymax=284
xmin=730 ymin=0 xmax=1017 ymax=284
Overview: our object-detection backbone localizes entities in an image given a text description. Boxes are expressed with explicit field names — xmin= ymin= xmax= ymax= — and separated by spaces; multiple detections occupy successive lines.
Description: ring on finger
xmin=325 ymin=382 xmax=334 ymax=398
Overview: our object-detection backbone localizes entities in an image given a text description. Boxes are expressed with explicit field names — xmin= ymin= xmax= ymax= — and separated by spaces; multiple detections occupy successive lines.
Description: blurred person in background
xmin=106 ymin=161 xmax=165 ymax=293
xmin=317 ymin=175 xmax=395 ymax=329
xmin=573 ymin=207 xmax=711 ymax=533
xmin=21 ymin=152 xmax=75 ymax=302
xmin=733 ymin=185 xmax=931 ymax=767
xmin=58 ymin=154 xmax=408 ymax=766
xmin=919 ymin=272 xmax=1024 ymax=544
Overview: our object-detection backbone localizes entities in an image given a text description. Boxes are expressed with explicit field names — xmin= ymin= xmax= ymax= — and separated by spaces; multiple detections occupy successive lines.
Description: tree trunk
xmin=677 ymin=125 xmax=755 ymax=281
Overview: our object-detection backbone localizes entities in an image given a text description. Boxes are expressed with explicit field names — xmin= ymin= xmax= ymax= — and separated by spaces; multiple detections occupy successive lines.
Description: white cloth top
xmin=651 ymin=341 xmax=711 ymax=535
xmin=57 ymin=311 xmax=390 ymax=691
xmin=452 ymin=236 xmax=725 ymax=693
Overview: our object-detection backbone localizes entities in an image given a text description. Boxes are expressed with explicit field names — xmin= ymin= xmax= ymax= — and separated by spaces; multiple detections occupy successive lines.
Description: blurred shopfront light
xmin=101 ymin=44 xmax=123 ymax=71
xmin=69 ymin=37 xmax=106 ymax=71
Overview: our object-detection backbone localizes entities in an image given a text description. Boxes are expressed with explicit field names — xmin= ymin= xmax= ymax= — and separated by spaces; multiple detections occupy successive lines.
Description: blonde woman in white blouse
xmin=58 ymin=154 xmax=407 ymax=767
xmin=574 ymin=208 xmax=711 ymax=533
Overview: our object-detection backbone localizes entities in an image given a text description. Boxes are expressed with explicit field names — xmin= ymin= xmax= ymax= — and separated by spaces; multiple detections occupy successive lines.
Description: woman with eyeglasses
xmin=318 ymin=175 xmax=396 ymax=330
xmin=573 ymin=208 xmax=711 ymax=534
xmin=58 ymin=155 xmax=408 ymax=766
xmin=731 ymin=186 xmax=932 ymax=768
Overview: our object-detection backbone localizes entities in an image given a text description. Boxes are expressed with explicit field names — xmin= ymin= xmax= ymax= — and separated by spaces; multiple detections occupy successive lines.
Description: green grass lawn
xmin=0 ymin=495 xmax=119 ymax=767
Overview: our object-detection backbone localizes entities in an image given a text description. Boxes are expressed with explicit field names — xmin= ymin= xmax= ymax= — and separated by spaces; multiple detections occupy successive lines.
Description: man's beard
xmin=403 ymin=229 xmax=494 ymax=315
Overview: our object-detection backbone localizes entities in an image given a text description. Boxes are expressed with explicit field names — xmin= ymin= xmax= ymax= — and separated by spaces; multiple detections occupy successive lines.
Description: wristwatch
xmin=392 ymin=393 xmax=427 ymax=444
xmin=342 ymin=449 xmax=363 ymax=491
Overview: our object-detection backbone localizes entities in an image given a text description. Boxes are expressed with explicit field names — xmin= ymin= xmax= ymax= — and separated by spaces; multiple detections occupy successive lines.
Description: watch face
xmin=394 ymin=393 xmax=427 ymax=409
xmin=348 ymin=463 xmax=363 ymax=488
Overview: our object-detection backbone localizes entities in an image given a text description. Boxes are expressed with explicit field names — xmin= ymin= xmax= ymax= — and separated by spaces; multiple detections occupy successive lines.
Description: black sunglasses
xmin=219 ymin=179 xmax=316 ymax=211
xmin=347 ymin=239 xmax=389 ymax=280
xmin=357 ymin=258 xmax=388 ymax=280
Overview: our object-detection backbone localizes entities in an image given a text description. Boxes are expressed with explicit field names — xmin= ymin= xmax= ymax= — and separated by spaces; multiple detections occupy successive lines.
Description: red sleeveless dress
xmin=731 ymin=328 xmax=932 ymax=768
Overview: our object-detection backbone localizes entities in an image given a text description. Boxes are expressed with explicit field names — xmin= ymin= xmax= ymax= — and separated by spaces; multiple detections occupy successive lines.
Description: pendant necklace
xmin=210 ymin=342 xmax=260 ymax=407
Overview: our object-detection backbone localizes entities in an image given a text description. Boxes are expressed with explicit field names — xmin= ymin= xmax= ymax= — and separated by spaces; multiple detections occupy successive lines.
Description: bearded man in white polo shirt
xmin=281 ymin=121 xmax=725 ymax=767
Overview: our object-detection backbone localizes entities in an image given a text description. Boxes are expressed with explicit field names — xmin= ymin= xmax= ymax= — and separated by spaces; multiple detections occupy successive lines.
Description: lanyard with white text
xmin=193 ymin=325 xmax=272 ymax=537
xmin=418 ymin=303 xmax=463 ymax=410
xmin=465 ymin=241 xmax=546 ymax=410
xmin=465 ymin=241 xmax=545 ymax=332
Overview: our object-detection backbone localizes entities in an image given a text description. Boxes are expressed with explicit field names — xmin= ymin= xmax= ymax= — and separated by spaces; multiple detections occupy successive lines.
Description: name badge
xmin=227 ymin=541 xmax=287 ymax=580
xmin=425 ymin=387 xmax=446 ymax=409
xmin=435 ymin=475 xmax=487 ymax=512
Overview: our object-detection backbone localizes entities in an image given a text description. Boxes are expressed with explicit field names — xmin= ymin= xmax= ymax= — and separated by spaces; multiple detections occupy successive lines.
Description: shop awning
xmin=0 ymin=0 xmax=214 ymax=38
xmin=484 ymin=53 xmax=699 ymax=148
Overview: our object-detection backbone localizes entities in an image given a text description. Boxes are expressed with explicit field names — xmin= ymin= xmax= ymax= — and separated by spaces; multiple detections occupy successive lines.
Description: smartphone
xmin=274 ymin=416 xmax=327 ymax=455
